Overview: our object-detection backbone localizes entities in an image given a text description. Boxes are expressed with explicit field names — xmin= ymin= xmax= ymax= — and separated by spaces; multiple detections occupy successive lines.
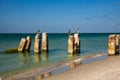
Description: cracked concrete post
xmin=68 ymin=35 xmax=74 ymax=54
xmin=18 ymin=38 xmax=26 ymax=52
xmin=25 ymin=36 xmax=31 ymax=51
xmin=108 ymin=34 xmax=120 ymax=55
xmin=42 ymin=32 xmax=48 ymax=52
xmin=34 ymin=33 xmax=40 ymax=53
xmin=74 ymin=33 xmax=80 ymax=53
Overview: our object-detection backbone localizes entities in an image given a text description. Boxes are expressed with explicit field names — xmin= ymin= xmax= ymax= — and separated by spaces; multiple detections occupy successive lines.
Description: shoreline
xmin=4 ymin=53 xmax=108 ymax=80
xmin=46 ymin=55 xmax=120 ymax=80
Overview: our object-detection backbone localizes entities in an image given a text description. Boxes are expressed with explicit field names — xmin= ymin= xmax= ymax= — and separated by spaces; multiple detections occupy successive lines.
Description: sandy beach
xmin=45 ymin=55 xmax=120 ymax=80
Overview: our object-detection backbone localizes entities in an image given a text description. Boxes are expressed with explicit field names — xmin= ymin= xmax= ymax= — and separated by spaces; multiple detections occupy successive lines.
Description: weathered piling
xmin=25 ymin=36 xmax=31 ymax=51
xmin=115 ymin=35 xmax=120 ymax=54
xmin=73 ymin=33 xmax=80 ymax=53
xmin=18 ymin=38 xmax=26 ymax=52
xmin=119 ymin=38 xmax=120 ymax=54
xmin=34 ymin=33 xmax=41 ymax=53
xmin=108 ymin=34 xmax=120 ymax=55
xmin=108 ymin=35 xmax=116 ymax=55
xmin=68 ymin=35 xmax=74 ymax=54
xmin=42 ymin=32 xmax=48 ymax=52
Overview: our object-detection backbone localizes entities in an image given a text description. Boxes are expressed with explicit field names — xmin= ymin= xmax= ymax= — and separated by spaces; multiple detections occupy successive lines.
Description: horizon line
xmin=0 ymin=32 xmax=120 ymax=34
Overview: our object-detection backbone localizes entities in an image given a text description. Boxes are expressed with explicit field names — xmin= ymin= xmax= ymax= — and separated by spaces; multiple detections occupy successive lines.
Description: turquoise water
xmin=0 ymin=33 xmax=117 ymax=78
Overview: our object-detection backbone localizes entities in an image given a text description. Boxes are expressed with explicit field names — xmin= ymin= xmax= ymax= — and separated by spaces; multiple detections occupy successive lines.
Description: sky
xmin=0 ymin=0 xmax=120 ymax=33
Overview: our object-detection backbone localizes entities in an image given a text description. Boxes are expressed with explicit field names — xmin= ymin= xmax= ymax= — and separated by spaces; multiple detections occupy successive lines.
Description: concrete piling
xmin=25 ymin=36 xmax=31 ymax=51
xmin=119 ymin=37 xmax=120 ymax=54
xmin=73 ymin=33 xmax=80 ymax=53
xmin=42 ymin=32 xmax=48 ymax=51
xmin=68 ymin=35 xmax=74 ymax=54
xmin=108 ymin=35 xmax=116 ymax=55
xmin=34 ymin=33 xmax=41 ymax=53
xmin=108 ymin=34 xmax=120 ymax=55
xmin=115 ymin=35 xmax=120 ymax=54
xmin=18 ymin=38 xmax=26 ymax=52
xmin=68 ymin=29 xmax=80 ymax=54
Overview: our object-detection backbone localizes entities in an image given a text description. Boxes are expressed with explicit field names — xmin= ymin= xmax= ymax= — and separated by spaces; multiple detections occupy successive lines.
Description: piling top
xmin=35 ymin=34 xmax=40 ymax=39
xmin=109 ymin=34 xmax=120 ymax=42
xmin=109 ymin=34 xmax=120 ymax=38
xmin=69 ymin=35 xmax=73 ymax=38
xmin=42 ymin=32 xmax=47 ymax=36
xmin=74 ymin=33 xmax=79 ymax=38
xmin=21 ymin=38 xmax=26 ymax=41
xmin=26 ymin=36 xmax=31 ymax=40
xmin=69 ymin=35 xmax=74 ymax=41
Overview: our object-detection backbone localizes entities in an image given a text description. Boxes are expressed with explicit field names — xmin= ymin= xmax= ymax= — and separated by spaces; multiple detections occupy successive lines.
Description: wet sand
xmin=45 ymin=56 xmax=120 ymax=80
xmin=4 ymin=53 xmax=109 ymax=80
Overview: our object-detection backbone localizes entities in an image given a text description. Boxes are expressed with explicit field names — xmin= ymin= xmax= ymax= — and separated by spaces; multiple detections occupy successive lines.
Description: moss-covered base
xmin=4 ymin=48 xmax=18 ymax=54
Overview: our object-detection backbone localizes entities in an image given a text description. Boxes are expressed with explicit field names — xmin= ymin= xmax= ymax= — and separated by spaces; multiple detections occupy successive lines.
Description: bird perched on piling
xmin=68 ymin=29 xmax=71 ymax=37
xmin=36 ymin=29 xmax=40 ymax=34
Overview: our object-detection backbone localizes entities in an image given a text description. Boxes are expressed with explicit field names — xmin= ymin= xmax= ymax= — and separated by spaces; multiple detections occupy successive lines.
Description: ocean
xmin=0 ymin=33 xmax=117 ymax=78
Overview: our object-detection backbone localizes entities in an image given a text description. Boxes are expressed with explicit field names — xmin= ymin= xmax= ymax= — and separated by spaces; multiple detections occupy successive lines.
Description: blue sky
xmin=0 ymin=0 xmax=120 ymax=33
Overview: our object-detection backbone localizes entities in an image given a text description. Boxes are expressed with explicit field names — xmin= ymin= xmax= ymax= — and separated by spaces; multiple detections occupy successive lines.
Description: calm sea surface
xmin=0 ymin=33 xmax=118 ymax=78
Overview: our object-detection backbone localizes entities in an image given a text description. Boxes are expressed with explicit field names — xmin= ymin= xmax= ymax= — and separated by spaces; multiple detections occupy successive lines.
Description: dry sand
xmin=45 ymin=56 xmax=120 ymax=80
